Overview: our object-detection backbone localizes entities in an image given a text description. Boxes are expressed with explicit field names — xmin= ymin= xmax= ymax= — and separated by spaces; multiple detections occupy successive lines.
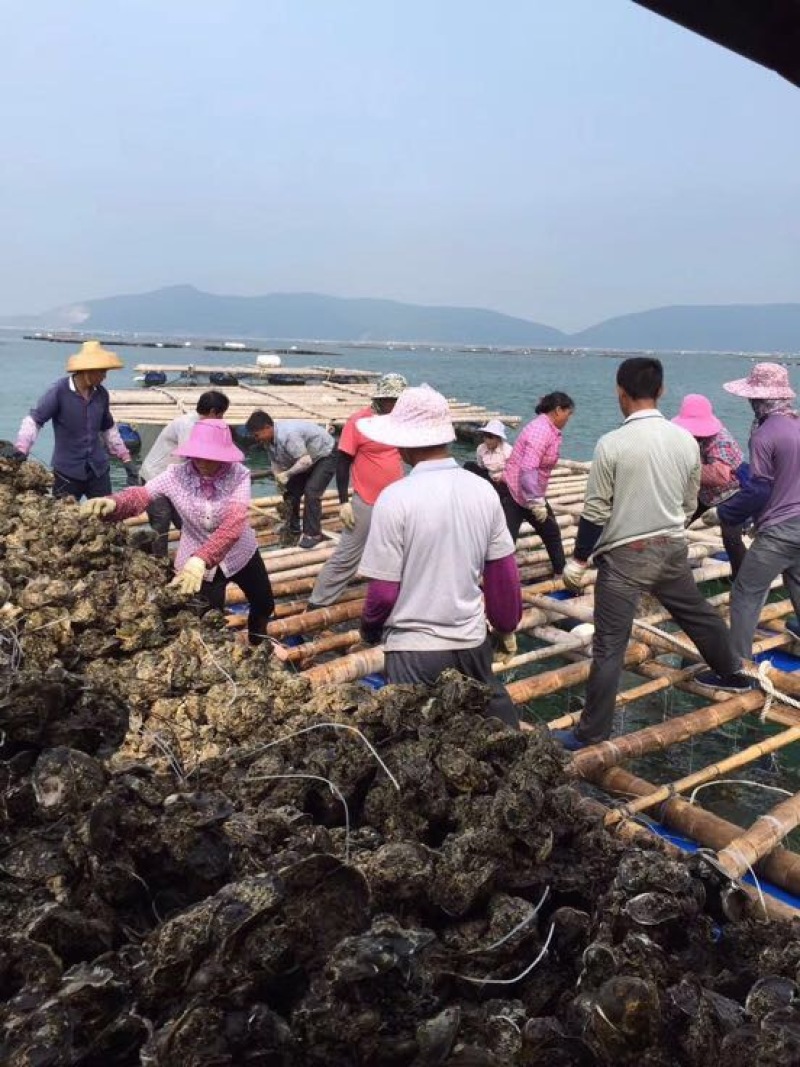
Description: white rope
xmin=463 ymin=886 xmax=550 ymax=956
xmin=445 ymin=922 xmax=555 ymax=987
xmin=687 ymin=778 xmax=793 ymax=807
xmin=246 ymin=772 xmax=352 ymax=862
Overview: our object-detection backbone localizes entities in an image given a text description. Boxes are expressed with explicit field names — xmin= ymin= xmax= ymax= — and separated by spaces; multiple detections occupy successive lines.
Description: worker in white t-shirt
xmin=357 ymin=385 xmax=523 ymax=728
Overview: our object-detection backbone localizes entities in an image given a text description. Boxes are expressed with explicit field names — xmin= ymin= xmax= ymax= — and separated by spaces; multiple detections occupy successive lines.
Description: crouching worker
xmin=356 ymin=384 xmax=523 ymax=728
xmin=81 ymin=420 xmax=274 ymax=644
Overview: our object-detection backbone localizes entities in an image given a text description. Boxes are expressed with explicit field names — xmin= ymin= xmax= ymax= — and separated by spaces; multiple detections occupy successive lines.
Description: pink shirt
xmin=339 ymin=405 xmax=404 ymax=506
xmin=111 ymin=461 xmax=257 ymax=578
xmin=504 ymin=414 xmax=562 ymax=507
xmin=476 ymin=440 xmax=512 ymax=481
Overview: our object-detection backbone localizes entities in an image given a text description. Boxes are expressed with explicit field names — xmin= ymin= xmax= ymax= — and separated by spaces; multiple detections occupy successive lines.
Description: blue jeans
xmin=576 ymin=538 xmax=738 ymax=744
xmin=730 ymin=516 xmax=800 ymax=661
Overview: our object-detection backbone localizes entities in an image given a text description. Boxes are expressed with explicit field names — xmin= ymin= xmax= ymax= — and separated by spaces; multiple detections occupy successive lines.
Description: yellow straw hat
xmin=66 ymin=340 xmax=124 ymax=373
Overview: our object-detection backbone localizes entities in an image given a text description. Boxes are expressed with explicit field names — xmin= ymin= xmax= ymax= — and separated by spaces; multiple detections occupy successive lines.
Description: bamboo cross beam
xmin=505 ymin=641 xmax=654 ymax=705
xmin=714 ymin=790 xmax=800 ymax=881
xmin=597 ymin=766 xmax=800 ymax=900
xmin=604 ymin=723 xmax=800 ymax=828
xmin=568 ymin=689 xmax=765 ymax=778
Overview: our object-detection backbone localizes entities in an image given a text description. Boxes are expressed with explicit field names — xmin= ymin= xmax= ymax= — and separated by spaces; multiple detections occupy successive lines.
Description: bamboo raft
xmin=110 ymin=380 xmax=520 ymax=432
xmin=133 ymin=363 xmax=380 ymax=383
xmin=124 ymin=459 xmax=800 ymax=917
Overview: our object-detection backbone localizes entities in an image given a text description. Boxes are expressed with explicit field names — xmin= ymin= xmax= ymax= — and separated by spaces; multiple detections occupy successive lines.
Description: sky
xmin=1 ymin=0 xmax=798 ymax=331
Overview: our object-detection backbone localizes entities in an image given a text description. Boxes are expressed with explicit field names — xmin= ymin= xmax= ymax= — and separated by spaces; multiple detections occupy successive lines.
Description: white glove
xmin=275 ymin=471 xmax=290 ymax=489
xmin=562 ymin=558 xmax=590 ymax=592
xmin=529 ymin=499 xmax=549 ymax=523
xmin=80 ymin=497 xmax=117 ymax=518
xmin=339 ymin=501 xmax=356 ymax=529
xmin=168 ymin=556 xmax=207 ymax=596
xmin=493 ymin=631 xmax=518 ymax=661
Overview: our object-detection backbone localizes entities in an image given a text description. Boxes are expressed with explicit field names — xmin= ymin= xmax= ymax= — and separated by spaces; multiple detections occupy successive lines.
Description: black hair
xmin=197 ymin=390 xmax=230 ymax=416
xmin=535 ymin=391 xmax=575 ymax=415
xmin=245 ymin=410 xmax=274 ymax=433
xmin=616 ymin=357 xmax=663 ymax=400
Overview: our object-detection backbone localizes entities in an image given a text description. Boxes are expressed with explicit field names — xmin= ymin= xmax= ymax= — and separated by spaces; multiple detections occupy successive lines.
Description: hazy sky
xmin=1 ymin=0 xmax=798 ymax=330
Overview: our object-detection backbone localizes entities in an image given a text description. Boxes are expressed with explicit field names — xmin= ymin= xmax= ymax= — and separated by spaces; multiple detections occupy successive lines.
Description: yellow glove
xmin=493 ymin=631 xmax=518 ymax=661
xmin=529 ymin=500 xmax=549 ymax=524
xmin=80 ymin=497 xmax=116 ymax=518
xmin=339 ymin=501 xmax=356 ymax=529
xmin=168 ymin=556 xmax=207 ymax=596
xmin=562 ymin=558 xmax=590 ymax=592
xmin=275 ymin=471 xmax=290 ymax=489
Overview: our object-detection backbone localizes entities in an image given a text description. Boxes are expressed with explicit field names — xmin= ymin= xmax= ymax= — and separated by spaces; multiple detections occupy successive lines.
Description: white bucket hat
xmin=477 ymin=418 xmax=508 ymax=440
xmin=357 ymin=383 xmax=456 ymax=448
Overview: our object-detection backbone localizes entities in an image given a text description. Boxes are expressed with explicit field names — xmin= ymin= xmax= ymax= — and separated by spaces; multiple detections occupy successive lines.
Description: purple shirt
xmin=750 ymin=413 xmax=800 ymax=530
xmin=16 ymin=375 xmax=123 ymax=479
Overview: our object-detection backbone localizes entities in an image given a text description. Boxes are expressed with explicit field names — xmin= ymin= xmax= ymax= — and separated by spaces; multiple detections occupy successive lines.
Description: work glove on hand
xmin=80 ymin=497 xmax=117 ymax=519
xmin=562 ymin=558 xmax=590 ymax=592
xmin=275 ymin=471 xmax=290 ymax=489
xmin=123 ymin=461 xmax=140 ymax=486
xmin=700 ymin=508 xmax=719 ymax=527
xmin=529 ymin=499 xmax=549 ymax=524
xmin=339 ymin=501 xmax=356 ymax=529
xmin=492 ymin=631 xmax=518 ymax=662
xmin=169 ymin=556 xmax=207 ymax=596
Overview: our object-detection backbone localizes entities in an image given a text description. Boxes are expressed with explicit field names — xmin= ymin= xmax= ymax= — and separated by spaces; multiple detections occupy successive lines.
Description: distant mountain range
xmin=3 ymin=284 xmax=800 ymax=353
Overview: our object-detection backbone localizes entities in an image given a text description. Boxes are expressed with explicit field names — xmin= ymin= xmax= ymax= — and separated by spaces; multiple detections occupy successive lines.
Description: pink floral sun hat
xmin=724 ymin=362 xmax=796 ymax=400
xmin=671 ymin=394 xmax=722 ymax=437
xmin=175 ymin=419 xmax=244 ymax=463
xmin=357 ymin=383 xmax=456 ymax=447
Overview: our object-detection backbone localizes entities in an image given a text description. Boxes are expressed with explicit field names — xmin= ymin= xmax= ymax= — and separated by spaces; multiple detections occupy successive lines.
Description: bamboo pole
xmin=569 ymin=689 xmax=765 ymax=779
xmin=506 ymin=641 xmax=654 ymax=705
xmin=715 ymin=791 xmax=800 ymax=880
xmin=302 ymin=647 xmax=385 ymax=685
xmin=598 ymin=766 xmax=800 ymax=900
xmin=605 ymin=724 xmax=800 ymax=828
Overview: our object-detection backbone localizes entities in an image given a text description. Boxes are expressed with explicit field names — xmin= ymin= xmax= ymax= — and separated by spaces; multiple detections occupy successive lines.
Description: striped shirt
xmin=504 ymin=415 xmax=562 ymax=506
xmin=583 ymin=410 xmax=700 ymax=557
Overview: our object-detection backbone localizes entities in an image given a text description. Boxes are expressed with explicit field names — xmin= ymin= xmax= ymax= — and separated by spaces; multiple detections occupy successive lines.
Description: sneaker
xmin=550 ymin=728 xmax=588 ymax=752
xmin=786 ymin=616 xmax=800 ymax=641
xmin=694 ymin=670 xmax=756 ymax=693
xmin=298 ymin=534 xmax=324 ymax=550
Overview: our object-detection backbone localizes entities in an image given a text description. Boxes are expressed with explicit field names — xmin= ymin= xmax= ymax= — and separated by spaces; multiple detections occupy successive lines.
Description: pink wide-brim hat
xmin=671 ymin=394 xmax=722 ymax=437
xmin=724 ymin=362 xmax=796 ymax=400
xmin=358 ymin=383 xmax=456 ymax=448
xmin=175 ymin=419 xmax=244 ymax=463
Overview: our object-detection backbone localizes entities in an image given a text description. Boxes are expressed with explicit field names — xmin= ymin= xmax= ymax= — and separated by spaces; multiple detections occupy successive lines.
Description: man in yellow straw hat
xmin=13 ymin=340 xmax=138 ymax=500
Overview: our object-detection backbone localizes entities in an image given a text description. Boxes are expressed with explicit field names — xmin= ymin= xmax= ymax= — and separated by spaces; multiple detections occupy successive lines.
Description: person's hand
xmin=123 ymin=461 xmax=140 ymax=487
xmin=339 ymin=501 xmax=356 ymax=529
xmin=529 ymin=499 xmax=548 ymax=523
xmin=80 ymin=497 xmax=117 ymax=519
xmin=562 ymin=558 xmax=590 ymax=592
xmin=492 ymin=631 xmax=518 ymax=661
xmin=275 ymin=471 xmax=290 ymax=489
xmin=700 ymin=508 xmax=719 ymax=527
xmin=11 ymin=450 xmax=27 ymax=463
xmin=168 ymin=556 xmax=207 ymax=595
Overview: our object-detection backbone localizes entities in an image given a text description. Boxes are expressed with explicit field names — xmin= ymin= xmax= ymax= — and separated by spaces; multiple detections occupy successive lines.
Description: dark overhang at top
xmin=632 ymin=0 xmax=800 ymax=87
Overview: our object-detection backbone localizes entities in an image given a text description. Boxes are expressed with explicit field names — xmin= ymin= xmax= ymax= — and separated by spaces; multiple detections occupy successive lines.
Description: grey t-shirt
xmin=359 ymin=457 xmax=515 ymax=651
xmin=270 ymin=419 xmax=335 ymax=470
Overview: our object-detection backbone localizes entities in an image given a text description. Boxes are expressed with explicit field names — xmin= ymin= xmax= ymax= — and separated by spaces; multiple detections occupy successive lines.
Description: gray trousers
xmin=285 ymin=453 xmax=337 ymax=537
xmin=576 ymin=539 xmax=739 ymax=745
xmin=730 ymin=516 xmax=800 ymax=661
xmin=310 ymin=493 xmax=372 ymax=607
xmin=146 ymin=495 xmax=182 ymax=558
xmin=384 ymin=638 xmax=519 ymax=729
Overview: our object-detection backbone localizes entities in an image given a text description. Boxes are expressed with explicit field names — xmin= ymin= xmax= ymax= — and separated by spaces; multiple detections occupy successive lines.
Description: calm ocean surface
xmin=2 ymin=332 xmax=798 ymax=838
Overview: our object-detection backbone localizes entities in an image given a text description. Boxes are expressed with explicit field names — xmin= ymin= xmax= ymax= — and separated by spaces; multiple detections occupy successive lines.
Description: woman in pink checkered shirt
xmin=81 ymin=420 xmax=274 ymax=644
xmin=503 ymin=391 xmax=575 ymax=575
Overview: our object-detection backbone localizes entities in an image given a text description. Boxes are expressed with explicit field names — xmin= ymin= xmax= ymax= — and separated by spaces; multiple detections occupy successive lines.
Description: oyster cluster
xmin=3 ymin=454 xmax=800 ymax=1066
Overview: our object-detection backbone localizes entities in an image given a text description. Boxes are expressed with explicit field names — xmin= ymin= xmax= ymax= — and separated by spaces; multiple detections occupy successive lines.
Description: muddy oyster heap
xmin=3 ymin=456 xmax=800 ymax=1066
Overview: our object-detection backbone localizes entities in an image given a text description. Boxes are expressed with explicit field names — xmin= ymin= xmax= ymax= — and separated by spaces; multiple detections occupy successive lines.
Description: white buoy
xmin=571 ymin=623 xmax=595 ymax=641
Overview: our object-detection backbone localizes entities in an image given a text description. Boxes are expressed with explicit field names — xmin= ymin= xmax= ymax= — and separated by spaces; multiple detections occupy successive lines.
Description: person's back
xmin=363 ymin=460 xmax=511 ymax=650
xmin=586 ymin=414 xmax=699 ymax=555
xmin=750 ymin=413 xmax=800 ymax=530
xmin=273 ymin=419 xmax=334 ymax=463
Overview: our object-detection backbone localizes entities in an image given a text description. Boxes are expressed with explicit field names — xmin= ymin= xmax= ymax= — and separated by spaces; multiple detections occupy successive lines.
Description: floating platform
xmin=124 ymin=459 xmax=800 ymax=917
xmin=132 ymin=363 xmax=380 ymax=386
xmin=110 ymin=380 xmax=520 ymax=434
